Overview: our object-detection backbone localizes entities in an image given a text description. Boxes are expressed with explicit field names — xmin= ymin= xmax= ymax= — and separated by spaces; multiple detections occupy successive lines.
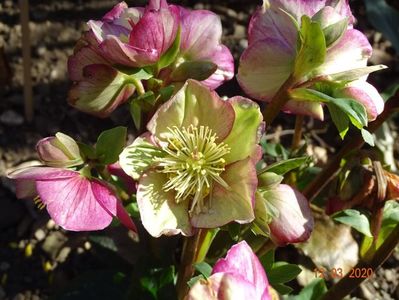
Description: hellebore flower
xmin=166 ymin=7 xmax=234 ymax=89
xmin=120 ymin=80 xmax=263 ymax=237
xmin=255 ymin=184 xmax=314 ymax=246
xmin=8 ymin=135 xmax=138 ymax=235
xmin=237 ymin=0 xmax=383 ymax=120
xmin=187 ymin=241 xmax=271 ymax=300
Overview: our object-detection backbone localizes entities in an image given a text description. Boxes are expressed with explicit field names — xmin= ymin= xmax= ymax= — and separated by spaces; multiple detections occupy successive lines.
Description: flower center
xmin=157 ymin=125 xmax=230 ymax=215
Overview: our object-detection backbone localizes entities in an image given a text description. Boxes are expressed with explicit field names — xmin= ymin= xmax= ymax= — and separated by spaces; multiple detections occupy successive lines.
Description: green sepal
xmin=170 ymin=61 xmax=217 ymax=82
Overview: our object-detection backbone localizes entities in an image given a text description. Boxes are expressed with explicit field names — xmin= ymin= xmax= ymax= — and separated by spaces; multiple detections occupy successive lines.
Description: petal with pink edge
xmin=129 ymin=5 xmax=179 ymax=57
xmin=282 ymin=99 xmax=324 ymax=120
xmin=147 ymin=80 xmax=235 ymax=142
xmin=36 ymin=175 xmax=115 ymax=231
xmin=238 ymin=38 xmax=295 ymax=101
xmin=68 ymin=46 xmax=108 ymax=81
xmin=201 ymin=45 xmax=234 ymax=89
xmin=187 ymin=273 xmax=258 ymax=300
xmin=334 ymin=81 xmax=384 ymax=121
xmin=190 ymin=158 xmax=256 ymax=228
xmin=136 ymin=171 xmax=193 ymax=237
xmin=266 ymin=184 xmax=314 ymax=246
xmin=315 ymin=29 xmax=372 ymax=76
xmin=212 ymin=241 xmax=271 ymax=300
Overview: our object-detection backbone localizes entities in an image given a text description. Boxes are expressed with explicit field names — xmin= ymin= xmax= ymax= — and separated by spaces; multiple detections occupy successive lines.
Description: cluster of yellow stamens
xmin=34 ymin=196 xmax=46 ymax=210
xmin=156 ymin=125 xmax=230 ymax=215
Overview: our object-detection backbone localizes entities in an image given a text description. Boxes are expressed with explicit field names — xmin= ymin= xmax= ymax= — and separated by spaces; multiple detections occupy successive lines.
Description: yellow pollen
xmin=156 ymin=125 xmax=230 ymax=215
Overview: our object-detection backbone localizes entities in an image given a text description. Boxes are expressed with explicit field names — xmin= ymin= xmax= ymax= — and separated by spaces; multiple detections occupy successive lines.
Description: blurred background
xmin=0 ymin=0 xmax=398 ymax=299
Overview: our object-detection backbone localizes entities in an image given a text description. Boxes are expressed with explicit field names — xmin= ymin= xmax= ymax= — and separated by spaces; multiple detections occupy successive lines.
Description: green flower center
xmin=157 ymin=125 xmax=230 ymax=215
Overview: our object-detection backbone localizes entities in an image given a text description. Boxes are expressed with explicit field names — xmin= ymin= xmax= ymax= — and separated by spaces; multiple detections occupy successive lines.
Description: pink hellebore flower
xmin=187 ymin=241 xmax=271 ymax=300
xmin=238 ymin=0 xmax=384 ymax=120
xmin=7 ymin=135 xmax=138 ymax=235
xmin=256 ymin=184 xmax=314 ymax=246
xmin=120 ymin=80 xmax=263 ymax=237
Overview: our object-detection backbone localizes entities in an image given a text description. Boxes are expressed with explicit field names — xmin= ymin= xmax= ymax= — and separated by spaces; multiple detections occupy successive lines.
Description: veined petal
xmin=147 ymin=80 xmax=235 ymax=142
xmin=282 ymin=100 xmax=324 ymax=120
xmin=147 ymin=0 xmax=168 ymax=10
xmin=267 ymin=184 xmax=314 ymax=246
xmin=222 ymin=97 xmax=263 ymax=164
xmin=99 ymin=35 xmax=158 ymax=67
xmin=238 ymin=38 xmax=295 ymax=101
xmin=179 ymin=8 xmax=223 ymax=60
xmin=334 ymin=81 xmax=384 ymax=121
xmin=212 ymin=241 xmax=271 ymax=300
xmin=68 ymin=64 xmax=135 ymax=117
xmin=136 ymin=171 xmax=193 ymax=237
xmin=315 ymin=29 xmax=372 ymax=76
xmin=102 ymin=2 xmax=128 ymax=21
xmin=187 ymin=273 xmax=258 ymax=300
xmin=191 ymin=158 xmax=256 ymax=228
xmin=68 ymin=46 xmax=108 ymax=81
xmin=8 ymin=167 xmax=76 ymax=181
xmin=36 ymin=175 xmax=115 ymax=231
xmin=201 ymin=45 xmax=234 ymax=89
xmin=129 ymin=5 xmax=179 ymax=57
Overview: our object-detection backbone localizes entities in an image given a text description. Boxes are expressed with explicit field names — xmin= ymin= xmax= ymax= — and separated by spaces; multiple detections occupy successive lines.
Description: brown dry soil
xmin=0 ymin=0 xmax=398 ymax=299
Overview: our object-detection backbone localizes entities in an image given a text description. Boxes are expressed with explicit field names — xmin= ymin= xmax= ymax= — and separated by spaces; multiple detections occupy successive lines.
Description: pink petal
xmin=201 ymin=45 xmax=234 ymax=89
xmin=8 ymin=167 xmax=76 ymax=181
xmin=107 ymin=162 xmax=136 ymax=194
xmin=335 ymin=81 xmax=384 ymax=121
xmin=187 ymin=273 xmax=258 ymax=300
xmin=282 ymin=100 xmax=324 ymax=120
xmin=99 ymin=35 xmax=158 ymax=67
xmin=68 ymin=46 xmax=108 ymax=81
xmin=268 ymin=184 xmax=314 ymax=246
xmin=102 ymin=2 xmax=128 ymax=21
xmin=129 ymin=5 xmax=179 ymax=58
xmin=212 ymin=241 xmax=271 ymax=300
xmin=147 ymin=0 xmax=168 ymax=10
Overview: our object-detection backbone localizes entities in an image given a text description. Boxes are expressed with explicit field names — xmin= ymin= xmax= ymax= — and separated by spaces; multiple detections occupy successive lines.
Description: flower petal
xmin=334 ymin=81 xmax=384 ymax=121
xmin=187 ymin=273 xmax=258 ymax=300
xmin=136 ymin=171 xmax=193 ymax=237
xmin=282 ymin=100 xmax=324 ymax=120
xmin=129 ymin=5 xmax=179 ymax=58
xmin=147 ymin=80 xmax=235 ymax=142
xmin=68 ymin=46 xmax=108 ymax=81
xmin=191 ymin=158 xmax=256 ymax=228
xmin=314 ymin=29 xmax=372 ymax=76
xmin=36 ymin=175 xmax=115 ymax=231
xmin=238 ymin=38 xmax=295 ymax=101
xmin=267 ymin=184 xmax=314 ymax=246
xmin=212 ymin=241 xmax=271 ymax=300
xmin=222 ymin=97 xmax=263 ymax=164
xmin=68 ymin=64 xmax=135 ymax=117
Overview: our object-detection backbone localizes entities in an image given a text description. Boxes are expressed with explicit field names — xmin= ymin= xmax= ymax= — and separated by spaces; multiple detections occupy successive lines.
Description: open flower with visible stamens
xmin=120 ymin=80 xmax=264 ymax=237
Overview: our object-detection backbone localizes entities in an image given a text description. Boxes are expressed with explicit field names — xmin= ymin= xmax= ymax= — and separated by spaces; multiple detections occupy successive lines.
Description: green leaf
xmin=194 ymin=262 xmax=212 ymax=278
xmin=96 ymin=126 xmax=127 ymax=164
xmin=327 ymin=103 xmax=349 ymax=139
xmin=329 ymin=98 xmax=368 ymax=129
xmin=267 ymin=262 xmax=302 ymax=285
xmin=274 ymin=283 xmax=294 ymax=295
xmin=260 ymin=249 xmax=275 ymax=272
xmin=187 ymin=275 xmax=204 ymax=288
xmin=257 ymin=172 xmax=284 ymax=189
xmin=125 ymin=202 xmax=140 ymax=219
xmin=130 ymin=101 xmax=141 ymax=130
xmin=361 ymin=128 xmax=375 ymax=146
xmin=259 ymin=157 xmax=309 ymax=175
xmin=262 ymin=142 xmax=289 ymax=159
xmin=323 ymin=18 xmax=348 ymax=47
xmin=157 ymin=27 xmax=181 ymax=70
xmin=159 ymin=85 xmax=175 ymax=103
xmin=293 ymin=15 xmax=326 ymax=79
xmin=170 ymin=60 xmax=217 ymax=82
xmin=130 ymin=68 xmax=153 ymax=81
xmin=78 ymin=142 xmax=97 ymax=160
xmin=332 ymin=209 xmax=373 ymax=237
xmin=289 ymin=88 xmax=332 ymax=103
xmin=328 ymin=65 xmax=387 ymax=82
xmin=287 ymin=279 xmax=327 ymax=300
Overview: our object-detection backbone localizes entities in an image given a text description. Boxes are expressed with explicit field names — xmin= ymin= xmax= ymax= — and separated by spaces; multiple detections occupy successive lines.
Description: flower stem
xmin=263 ymin=75 xmax=296 ymax=125
xmin=256 ymin=239 xmax=276 ymax=258
xmin=176 ymin=229 xmax=210 ymax=300
xmin=321 ymin=223 xmax=399 ymax=300
xmin=291 ymin=115 xmax=304 ymax=150
xmin=303 ymin=95 xmax=399 ymax=201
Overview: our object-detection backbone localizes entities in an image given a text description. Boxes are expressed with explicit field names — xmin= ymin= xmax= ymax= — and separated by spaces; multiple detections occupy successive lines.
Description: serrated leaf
xmin=96 ymin=126 xmax=127 ymax=164
xmin=329 ymin=98 xmax=368 ymax=129
xmin=294 ymin=16 xmax=326 ymax=78
xmin=267 ymin=262 xmax=302 ymax=284
xmin=287 ymin=279 xmax=327 ymax=300
xmin=332 ymin=209 xmax=373 ymax=237
xmin=194 ymin=262 xmax=212 ymax=278
xmin=361 ymin=128 xmax=375 ymax=146
xmin=259 ymin=157 xmax=308 ymax=175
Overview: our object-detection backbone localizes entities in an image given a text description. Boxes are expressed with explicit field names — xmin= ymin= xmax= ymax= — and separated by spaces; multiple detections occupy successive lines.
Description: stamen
xmin=156 ymin=125 xmax=230 ymax=214
xmin=34 ymin=196 xmax=46 ymax=210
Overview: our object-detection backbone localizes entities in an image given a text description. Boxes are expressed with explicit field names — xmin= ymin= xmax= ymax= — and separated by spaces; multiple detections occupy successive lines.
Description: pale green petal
xmin=147 ymin=80 xmax=235 ymax=142
xmin=119 ymin=134 xmax=164 ymax=180
xmin=223 ymin=97 xmax=263 ymax=164
xmin=191 ymin=158 xmax=256 ymax=228
xmin=137 ymin=171 xmax=193 ymax=237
